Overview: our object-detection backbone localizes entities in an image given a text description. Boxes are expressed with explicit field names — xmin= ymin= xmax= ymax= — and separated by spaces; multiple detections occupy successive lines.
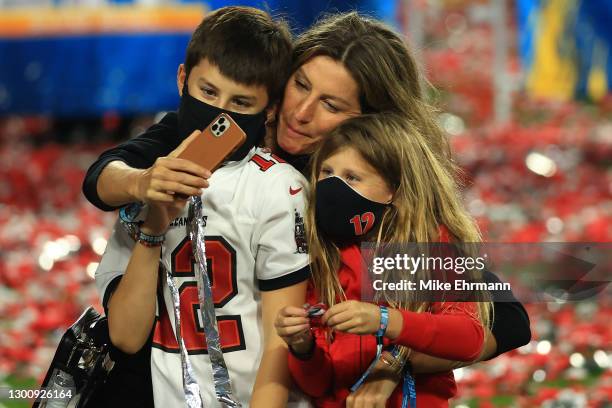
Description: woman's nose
xmin=294 ymin=97 xmax=316 ymax=123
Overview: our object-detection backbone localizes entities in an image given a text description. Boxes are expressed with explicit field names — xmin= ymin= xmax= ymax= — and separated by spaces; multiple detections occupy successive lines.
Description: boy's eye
xmin=201 ymin=87 xmax=216 ymax=97
xmin=233 ymin=99 xmax=252 ymax=108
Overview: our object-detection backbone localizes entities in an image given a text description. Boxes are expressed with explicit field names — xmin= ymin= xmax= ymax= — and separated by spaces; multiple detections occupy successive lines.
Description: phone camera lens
xmin=212 ymin=124 xmax=218 ymax=131
xmin=219 ymin=125 xmax=226 ymax=132
xmin=218 ymin=117 xmax=226 ymax=124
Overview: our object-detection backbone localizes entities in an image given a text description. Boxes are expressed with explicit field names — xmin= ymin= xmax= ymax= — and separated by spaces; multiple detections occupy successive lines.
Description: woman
xmin=83 ymin=11 xmax=530 ymax=406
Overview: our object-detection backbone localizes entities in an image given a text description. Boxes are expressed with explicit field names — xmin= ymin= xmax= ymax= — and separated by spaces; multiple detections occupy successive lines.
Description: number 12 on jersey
xmin=153 ymin=236 xmax=246 ymax=354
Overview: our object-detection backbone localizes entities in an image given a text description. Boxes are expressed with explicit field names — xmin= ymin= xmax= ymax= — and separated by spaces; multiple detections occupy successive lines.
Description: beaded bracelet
xmin=380 ymin=351 xmax=404 ymax=374
xmin=136 ymin=229 xmax=165 ymax=247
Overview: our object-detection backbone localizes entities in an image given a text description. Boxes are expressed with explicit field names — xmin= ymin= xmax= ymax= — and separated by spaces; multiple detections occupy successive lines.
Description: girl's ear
xmin=385 ymin=184 xmax=397 ymax=205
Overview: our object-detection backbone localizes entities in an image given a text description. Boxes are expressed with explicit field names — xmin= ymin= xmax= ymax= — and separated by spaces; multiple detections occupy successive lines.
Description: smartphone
xmin=177 ymin=113 xmax=246 ymax=172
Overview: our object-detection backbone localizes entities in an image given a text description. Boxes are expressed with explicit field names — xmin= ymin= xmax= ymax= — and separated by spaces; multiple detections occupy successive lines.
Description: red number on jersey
xmin=250 ymin=154 xmax=283 ymax=171
xmin=153 ymin=236 xmax=245 ymax=354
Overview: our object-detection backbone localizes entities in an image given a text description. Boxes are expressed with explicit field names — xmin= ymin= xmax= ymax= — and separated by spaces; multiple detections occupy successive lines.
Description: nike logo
xmin=289 ymin=186 xmax=303 ymax=195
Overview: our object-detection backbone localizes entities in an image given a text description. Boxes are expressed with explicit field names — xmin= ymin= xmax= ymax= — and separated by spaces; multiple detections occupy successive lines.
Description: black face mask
xmin=315 ymin=176 xmax=390 ymax=244
xmin=177 ymin=83 xmax=267 ymax=162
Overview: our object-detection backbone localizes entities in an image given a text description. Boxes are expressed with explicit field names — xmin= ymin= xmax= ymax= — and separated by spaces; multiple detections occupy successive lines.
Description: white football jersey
xmin=95 ymin=147 xmax=311 ymax=407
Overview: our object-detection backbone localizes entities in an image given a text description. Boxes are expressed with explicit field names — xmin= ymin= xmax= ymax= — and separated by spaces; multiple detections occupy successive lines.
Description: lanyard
xmin=349 ymin=306 xmax=389 ymax=392
xmin=348 ymin=307 xmax=417 ymax=408
xmin=401 ymin=368 xmax=417 ymax=408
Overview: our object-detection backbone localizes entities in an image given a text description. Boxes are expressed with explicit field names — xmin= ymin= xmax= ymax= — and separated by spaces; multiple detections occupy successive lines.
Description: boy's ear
xmin=177 ymin=64 xmax=186 ymax=96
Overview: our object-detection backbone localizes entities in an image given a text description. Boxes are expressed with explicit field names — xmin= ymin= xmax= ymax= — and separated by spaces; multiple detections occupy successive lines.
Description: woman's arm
xmin=409 ymin=300 xmax=531 ymax=373
xmin=387 ymin=304 xmax=484 ymax=362
xmin=346 ymin=359 xmax=401 ymax=408
xmin=83 ymin=113 xmax=179 ymax=210
xmin=409 ymin=327 xmax=497 ymax=373
xmin=102 ymin=131 xmax=209 ymax=208
xmin=484 ymin=272 xmax=531 ymax=358
xmin=84 ymin=124 xmax=209 ymax=210
xmin=408 ymin=272 xmax=531 ymax=373
xmin=250 ymin=281 xmax=308 ymax=408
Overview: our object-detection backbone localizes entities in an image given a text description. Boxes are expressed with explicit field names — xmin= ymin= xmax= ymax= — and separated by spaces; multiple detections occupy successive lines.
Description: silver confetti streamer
xmin=165 ymin=266 xmax=204 ymax=408
xmin=188 ymin=196 xmax=241 ymax=407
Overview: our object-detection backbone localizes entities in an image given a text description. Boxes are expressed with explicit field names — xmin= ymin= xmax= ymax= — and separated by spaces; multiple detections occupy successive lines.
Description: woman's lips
xmin=285 ymin=123 xmax=310 ymax=139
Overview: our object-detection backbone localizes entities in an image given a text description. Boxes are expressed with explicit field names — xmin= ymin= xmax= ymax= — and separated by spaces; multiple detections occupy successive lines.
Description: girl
xmin=275 ymin=113 xmax=491 ymax=407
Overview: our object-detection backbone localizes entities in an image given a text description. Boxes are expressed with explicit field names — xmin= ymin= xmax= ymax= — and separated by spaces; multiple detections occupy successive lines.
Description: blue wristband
xmin=349 ymin=305 xmax=390 ymax=393
xmin=119 ymin=202 xmax=143 ymax=223
xmin=376 ymin=306 xmax=389 ymax=337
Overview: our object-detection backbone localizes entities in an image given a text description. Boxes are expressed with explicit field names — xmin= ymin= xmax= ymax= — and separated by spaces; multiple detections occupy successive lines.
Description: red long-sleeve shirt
xmin=288 ymin=245 xmax=484 ymax=407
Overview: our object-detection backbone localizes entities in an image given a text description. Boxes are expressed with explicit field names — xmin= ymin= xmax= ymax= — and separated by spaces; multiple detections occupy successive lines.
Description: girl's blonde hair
xmin=307 ymin=114 xmax=491 ymax=333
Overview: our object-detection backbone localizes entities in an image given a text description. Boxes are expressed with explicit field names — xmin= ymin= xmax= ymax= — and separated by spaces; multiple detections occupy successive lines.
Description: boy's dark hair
xmin=185 ymin=6 xmax=293 ymax=106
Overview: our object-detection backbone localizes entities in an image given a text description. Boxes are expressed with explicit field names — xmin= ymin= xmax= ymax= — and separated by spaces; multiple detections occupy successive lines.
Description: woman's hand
xmin=322 ymin=300 xmax=381 ymax=335
xmin=135 ymin=130 xmax=212 ymax=204
xmin=346 ymin=358 xmax=400 ymax=408
xmin=274 ymin=306 xmax=313 ymax=355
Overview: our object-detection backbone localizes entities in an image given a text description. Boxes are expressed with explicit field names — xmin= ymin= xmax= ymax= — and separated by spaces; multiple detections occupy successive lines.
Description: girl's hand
xmin=274 ymin=306 xmax=313 ymax=355
xmin=322 ymin=300 xmax=381 ymax=335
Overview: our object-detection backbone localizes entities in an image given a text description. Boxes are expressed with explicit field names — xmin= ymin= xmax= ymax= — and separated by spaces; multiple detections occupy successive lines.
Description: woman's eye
xmin=323 ymin=101 xmax=339 ymax=113
xmin=295 ymin=79 xmax=308 ymax=90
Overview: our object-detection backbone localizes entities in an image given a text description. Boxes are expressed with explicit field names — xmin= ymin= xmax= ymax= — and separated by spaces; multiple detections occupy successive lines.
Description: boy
xmin=94 ymin=7 xmax=310 ymax=407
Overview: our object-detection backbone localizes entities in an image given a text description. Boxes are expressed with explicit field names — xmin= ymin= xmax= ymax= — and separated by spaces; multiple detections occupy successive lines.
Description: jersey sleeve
xmin=82 ymin=112 xmax=180 ymax=211
xmin=252 ymin=165 xmax=310 ymax=291
xmin=95 ymin=217 xmax=137 ymax=310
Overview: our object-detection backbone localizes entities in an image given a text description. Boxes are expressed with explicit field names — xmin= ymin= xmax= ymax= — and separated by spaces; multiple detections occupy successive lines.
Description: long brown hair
xmin=290 ymin=12 xmax=453 ymax=173
xmin=307 ymin=114 xmax=491 ymax=330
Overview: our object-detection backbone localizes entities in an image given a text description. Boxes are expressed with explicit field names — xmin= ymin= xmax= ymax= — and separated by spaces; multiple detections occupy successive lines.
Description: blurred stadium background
xmin=0 ymin=0 xmax=610 ymax=407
